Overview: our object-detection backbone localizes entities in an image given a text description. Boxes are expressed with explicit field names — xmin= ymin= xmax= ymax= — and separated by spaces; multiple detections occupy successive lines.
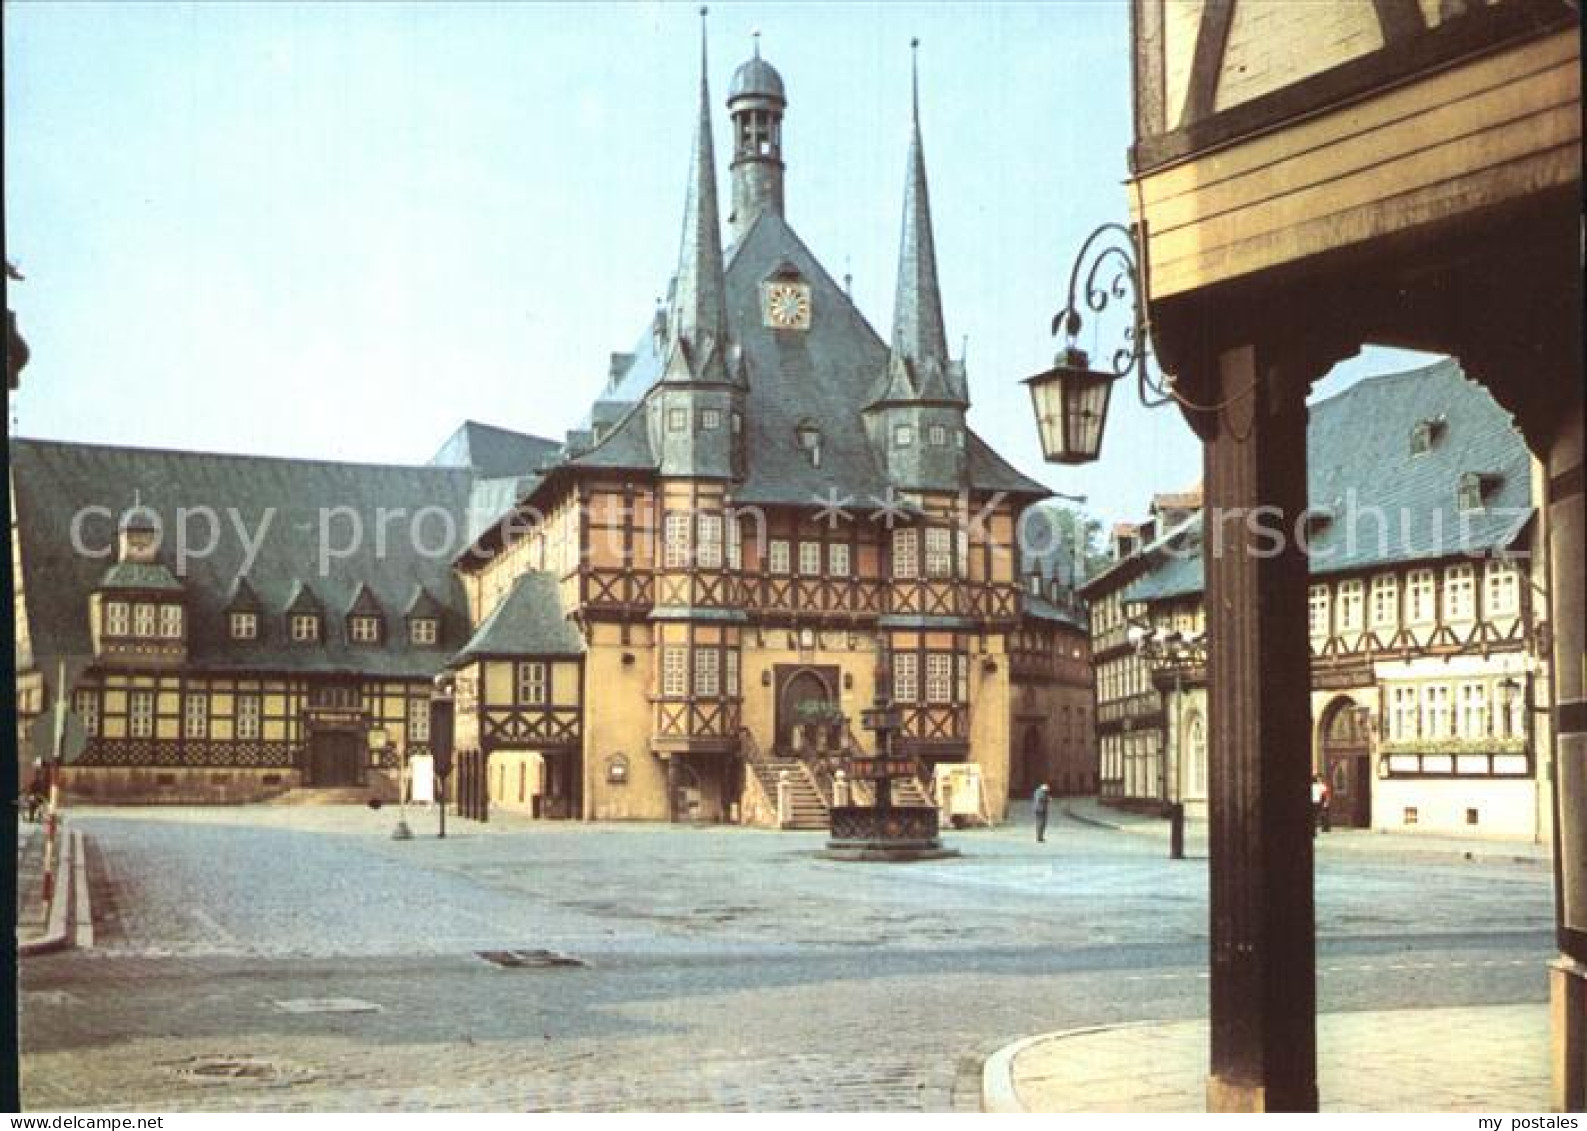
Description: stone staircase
xmin=747 ymin=758 xmax=830 ymax=830
xmin=851 ymin=774 xmax=935 ymax=808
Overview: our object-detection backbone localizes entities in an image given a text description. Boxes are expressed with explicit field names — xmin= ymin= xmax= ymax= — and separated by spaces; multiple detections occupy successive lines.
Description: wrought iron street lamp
xmin=1025 ymin=222 xmax=1171 ymax=465
xmin=1024 ymin=346 xmax=1119 ymax=464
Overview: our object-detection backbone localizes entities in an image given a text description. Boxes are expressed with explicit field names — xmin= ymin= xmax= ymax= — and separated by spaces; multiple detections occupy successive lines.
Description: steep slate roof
xmin=11 ymin=438 xmax=477 ymax=678
xmin=451 ymin=571 xmax=585 ymax=663
xmin=428 ymin=420 xmax=561 ymax=479
xmin=1121 ymin=360 xmax=1533 ymax=604
xmin=536 ymin=207 xmax=1046 ymax=510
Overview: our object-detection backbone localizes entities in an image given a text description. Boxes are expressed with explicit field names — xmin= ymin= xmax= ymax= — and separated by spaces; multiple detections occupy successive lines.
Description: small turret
xmin=727 ymin=33 xmax=786 ymax=243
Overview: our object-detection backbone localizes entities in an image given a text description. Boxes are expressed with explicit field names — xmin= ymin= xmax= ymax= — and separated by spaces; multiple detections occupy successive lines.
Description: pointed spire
xmin=665 ymin=6 xmax=734 ymax=385
xmin=888 ymin=38 xmax=963 ymax=405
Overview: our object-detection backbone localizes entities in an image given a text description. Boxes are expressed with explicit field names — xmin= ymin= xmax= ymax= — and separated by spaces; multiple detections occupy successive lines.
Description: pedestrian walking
xmin=1033 ymin=782 xmax=1051 ymax=843
xmin=1311 ymin=774 xmax=1332 ymax=835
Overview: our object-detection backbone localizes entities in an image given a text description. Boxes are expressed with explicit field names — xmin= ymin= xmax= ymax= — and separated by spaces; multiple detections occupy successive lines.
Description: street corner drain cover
xmin=170 ymin=1055 xmax=313 ymax=1085
xmin=476 ymin=948 xmax=587 ymax=969
xmin=273 ymin=997 xmax=383 ymax=1014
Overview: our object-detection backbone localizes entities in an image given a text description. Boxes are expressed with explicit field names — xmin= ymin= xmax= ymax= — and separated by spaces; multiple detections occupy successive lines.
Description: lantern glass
xmin=1023 ymin=347 xmax=1118 ymax=464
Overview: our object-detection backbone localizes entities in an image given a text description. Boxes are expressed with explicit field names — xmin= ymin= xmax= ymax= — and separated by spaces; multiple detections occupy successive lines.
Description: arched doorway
xmin=774 ymin=665 xmax=839 ymax=751
xmin=1319 ymin=696 xmax=1372 ymax=829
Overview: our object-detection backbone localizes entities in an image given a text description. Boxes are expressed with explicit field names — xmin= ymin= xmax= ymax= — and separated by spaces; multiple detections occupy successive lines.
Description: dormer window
xmin=795 ymin=419 xmax=823 ymax=467
xmin=410 ymin=617 xmax=439 ymax=646
xmin=929 ymin=424 xmax=948 ymax=447
xmin=1411 ymin=417 xmax=1446 ymax=454
xmin=350 ymin=615 xmax=382 ymax=644
xmin=290 ymin=614 xmax=321 ymax=643
xmin=893 ymin=424 xmax=914 ymax=448
xmin=230 ymin=612 xmax=258 ymax=640
xmin=1458 ymin=471 xmax=1497 ymax=513
xmin=668 ymin=408 xmax=687 ymax=433
xmin=701 ymin=408 xmax=722 ymax=431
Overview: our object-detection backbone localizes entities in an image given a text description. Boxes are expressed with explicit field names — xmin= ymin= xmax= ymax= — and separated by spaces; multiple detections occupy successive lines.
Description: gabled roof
xmin=284 ymin=580 xmax=324 ymax=614
xmin=1118 ymin=360 xmax=1534 ymax=605
xmin=451 ymin=571 xmax=584 ymax=664
xmin=405 ymin=585 xmax=446 ymax=620
xmin=428 ymin=420 xmax=561 ymax=479
xmin=347 ymin=582 xmax=383 ymax=616
xmin=97 ymin=561 xmax=183 ymax=593
xmin=11 ymin=438 xmax=476 ymax=678
xmin=226 ymin=576 xmax=262 ymax=612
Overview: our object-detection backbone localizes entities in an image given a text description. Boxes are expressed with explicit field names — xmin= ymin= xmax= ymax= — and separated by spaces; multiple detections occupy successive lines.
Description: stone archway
xmin=1318 ymin=696 xmax=1372 ymax=829
xmin=774 ymin=665 xmax=839 ymax=751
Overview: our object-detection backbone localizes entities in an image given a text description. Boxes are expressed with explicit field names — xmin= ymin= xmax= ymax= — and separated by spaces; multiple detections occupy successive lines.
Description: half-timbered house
xmin=1083 ymin=360 xmax=1550 ymax=838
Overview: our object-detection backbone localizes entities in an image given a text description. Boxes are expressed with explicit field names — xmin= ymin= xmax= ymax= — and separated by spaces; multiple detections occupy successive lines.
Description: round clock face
xmin=765 ymin=283 xmax=811 ymax=329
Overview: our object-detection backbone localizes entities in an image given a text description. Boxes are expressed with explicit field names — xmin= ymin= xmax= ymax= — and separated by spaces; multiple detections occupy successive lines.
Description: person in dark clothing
xmin=1033 ymin=782 xmax=1051 ymax=843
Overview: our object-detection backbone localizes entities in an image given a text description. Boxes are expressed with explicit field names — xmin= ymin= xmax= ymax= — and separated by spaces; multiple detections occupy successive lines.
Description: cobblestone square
xmin=18 ymin=804 xmax=1556 ymax=1111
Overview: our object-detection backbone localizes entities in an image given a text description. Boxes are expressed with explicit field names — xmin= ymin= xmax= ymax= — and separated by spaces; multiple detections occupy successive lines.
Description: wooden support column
xmin=1547 ymin=405 xmax=1587 ymax=1111
xmin=1200 ymin=343 xmax=1319 ymax=1113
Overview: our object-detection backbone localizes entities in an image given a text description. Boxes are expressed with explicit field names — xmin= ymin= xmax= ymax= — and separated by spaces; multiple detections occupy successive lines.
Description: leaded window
xmin=133 ymin=602 xmax=157 ymax=638
xmin=408 ymin=696 xmax=430 ymax=742
xmin=891 ymin=529 xmax=918 ymax=580
xmin=924 ymin=527 xmax=953 ymax=578
xmin=73 ymin=689 xmax=99 ymax=737
xmin=236 ymin=694 xmax=262 ymax=740
xmin=106 ymin=601 xmax=130 ymax=636
xmin=1485 ymin=561 xmax=1520 ymax=617
xmin=893 ymin=652 xmax=919 ymax=703
xmin=1443 ymin=563 xmax=1475 ymax=623
xmin=184 ymin=693 xmax=208 ymax=739
xmin=290 ymin=614 xmax=321 ymax=642
xmin=829 ymin=543 xmax=850 ymax=577
xmin=517 ymin=661 xmax=548 ymax=706
xmin=159 ymin=604 xmax=183 ymax=639
xmin=798 ymin=541 xmax=821 ymax=576
xmin=768 ymin=539 xmax=791 ymax=575
xmin=1336 ymin=579 xmax=1363 ymax=633
xmin=350 ymin=615 xmax=381 ymax=644
xmin=129 ymin=690 xmax=155 ymax=739
xmin=1406 ymin=569 xmax=1436 ymax=624
xmin=1370 ymin=574 xmax=1398 ymax=630
xmin=696 ymin=514 xmax=723 ymax=570
xmin=694 ymin=649 xmax=720 ymax=697
xmin=230 ymin=612 xmax=258 ymax=640
xmin=662 ymin=647 xmax=688 ymax=697
xmin=664 ymin=513 xmax=691 ymax=569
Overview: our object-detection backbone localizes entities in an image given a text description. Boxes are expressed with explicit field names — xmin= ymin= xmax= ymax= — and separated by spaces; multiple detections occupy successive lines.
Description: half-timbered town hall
xmin=10 ymin=35 xmax=1090 ymax=824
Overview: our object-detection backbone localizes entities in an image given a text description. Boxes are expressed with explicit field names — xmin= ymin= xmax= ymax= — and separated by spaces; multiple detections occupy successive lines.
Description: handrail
xmin=739 ymin=726 xmax=770 ymax=766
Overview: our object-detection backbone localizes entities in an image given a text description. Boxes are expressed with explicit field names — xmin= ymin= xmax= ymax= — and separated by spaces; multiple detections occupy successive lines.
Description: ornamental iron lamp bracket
xmin=1024 ymin=222 xmax=1169 ymax=465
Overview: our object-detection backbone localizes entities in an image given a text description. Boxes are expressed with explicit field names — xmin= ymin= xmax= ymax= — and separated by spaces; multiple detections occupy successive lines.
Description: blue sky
xmin=5 ymin=1 xmax=1435 ymax=524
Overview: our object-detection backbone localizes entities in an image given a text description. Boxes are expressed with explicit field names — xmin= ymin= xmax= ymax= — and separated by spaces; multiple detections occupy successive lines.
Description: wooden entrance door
xmin=308 ymin=730 xmax=361 ymax=787
xmin=774 ymin=665 xmax=840 ymax=752
xmin=1320 ymin=698 xmax=1372 ymax=828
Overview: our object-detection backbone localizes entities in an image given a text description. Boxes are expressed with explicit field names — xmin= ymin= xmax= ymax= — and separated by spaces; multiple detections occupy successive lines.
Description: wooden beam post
xmin=1200 ymin=343 xmax=1319 ymax=1112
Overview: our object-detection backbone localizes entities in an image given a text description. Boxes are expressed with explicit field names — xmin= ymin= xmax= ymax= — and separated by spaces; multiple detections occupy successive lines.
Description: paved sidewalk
xmin=1061 ymin=796 xmax=1551 ymax=866
xmin=16 ymin=821 xmax=50 ymax=943
xmin=986 ymin=1003 xmax=1550 ymax=1112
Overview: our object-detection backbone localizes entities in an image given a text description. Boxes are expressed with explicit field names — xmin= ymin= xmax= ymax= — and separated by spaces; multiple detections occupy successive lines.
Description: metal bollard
xmin=1168 ymin=800 xmax=1185 ymax=860
xmin=776 ymin=770 xmax=791 ymax=828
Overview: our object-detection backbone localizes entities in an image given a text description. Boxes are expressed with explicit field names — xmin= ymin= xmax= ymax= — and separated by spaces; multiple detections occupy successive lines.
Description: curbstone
xmin=982 ymin=1022 xmax=1162 ymax=1112
xmin=19 ymin=823 xmax=79 ymax=957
